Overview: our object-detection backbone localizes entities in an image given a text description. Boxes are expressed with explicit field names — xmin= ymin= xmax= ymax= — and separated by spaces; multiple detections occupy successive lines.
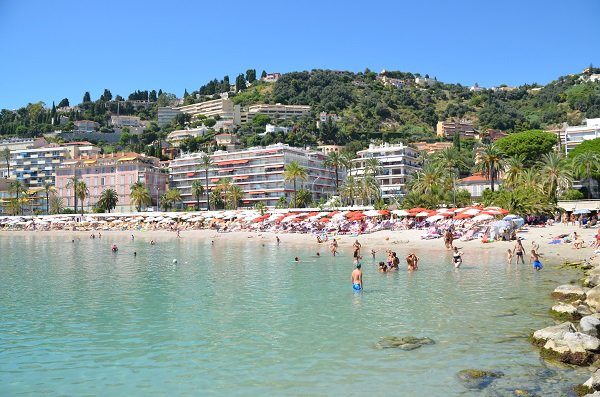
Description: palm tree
xmin=283 ymin=161 xmax=307 ymax=208
xmin=42 ymin=182 xmax=54 ymax=215
xmin=433 ymin=147 xmax=464 ymax=203
xmin=295 ymin=188 xmax=312 ymax=208
xmin=341 ymin=151 xmax=355 ymax=176
xmin=571 ymin=151 xmax=600 ymax=199
xmin=475 ymin=144 xmax=504 ymax=192
xmin=130 ymin=184 xmax=151 ymax=212
xmin=539 ymin=152 xmax=573 ymax=201
xmin=503 ymin=154 xmax=526 ymax=190
xmin=49 ymin=193 xmax=63 ymax=215
xmin=161 ymin=189 xmax=182 ymax=211
xmin=227 ymin=184 xmax=244 ymax=209
xmin=216 ymin=178 xmax=232 ymax=205
xmin=66 ymin=175 xmax=79 ymax=213
xmin=76 ymin=180 xmax=89 ymax=215
xmin=408 ymin=162 xmax=441 ymax=194
xmin=191 ymin=180 xmax=205 ymax=211
xmin=98 ymin=188 xmax=119 ymax=213
xmin=8 ymin=180 xmax=26 ymax=215
xmin=254 ymin=201 xmax=266 ymax=215
xmin=519 ymin=168 xmax=543 ymax=193
xmin=324 ymin=151 xmax=345 ymax=192
xmin=340 ymin=176 xmax=359 ymax=206
xmin=359 ymin=176 xmax=380 ymax=205
xmin=199 ymin=153 xmax=213 ymax=210
xmin=364 ymin=157 xmax=382 ymax=177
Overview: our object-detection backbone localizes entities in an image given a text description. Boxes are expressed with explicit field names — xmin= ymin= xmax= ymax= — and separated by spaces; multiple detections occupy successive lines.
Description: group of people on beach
xmin=507 ymin=239 xmax=543 ymax=270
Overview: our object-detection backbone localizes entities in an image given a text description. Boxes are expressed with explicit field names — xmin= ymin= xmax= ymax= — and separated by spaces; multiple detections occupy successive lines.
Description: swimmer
xmin=134 ymin=251 xmax=137 ymax=257
xmin=506 ymin=249 xmax=513 ymax=264
xmin=98 ymin=232 xmax=102 ymax=239
xmin=378 ymin=261 xmax=387 ymax=273
xmin=176 ymin=230 xmax=181 ymax=238
xmin=72 ymin=239 xmax=75 ymax=243
xmin=406 ymin=253 xmax=419 ymax=271
xmin=111 ymin=244 xmax=118 ymax=252
xmin=371 ymin=249 xmax=376 ymax=259
xmin=351 ymin=263 xmax=363 ymax=291
xmin=353 ymin=240 xmax=362 ymax=256
xmin=514 ymin=240 xmax=524 ymax=264
xmin=211 ymin=240 xmax=214 ymax=245
xmin=294 ymin=257 xmax=300 ymax=262
xmin=276 ymin=236 xmax=280 ymax=245
xmin=150 ymin=240 xmax=156 ymax=245
xmin=330 ymin=239 xmax=338 ymax=256
xmin=452 ymin=247 xmax=463 ymax=268
xmin=316 ymin=252 xmax=320 ymax=257
xmin=131 ymin=235 xmax=134 ymax=241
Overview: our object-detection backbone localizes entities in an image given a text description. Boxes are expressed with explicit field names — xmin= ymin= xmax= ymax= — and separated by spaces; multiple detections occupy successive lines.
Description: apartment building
xmin=436 ymin=120 xmax=478 ymax=139
xmin=413 ymin=141 xmax=453 ymax=154
xmin=316 ymin=112 xmax=342 ymax=128
xmin=73 ymin=120 xmax=100 ymax=133
xmin=110 ymin=115 xmax=143 ymax=127
xmin=169 ymin=143 xmax=336 ymax=209
xmin=55 ymin=152 xmax=168 ymax=212
xmin=158 ymin=99 xmax=243 ymax=127
xmin=158 ymin=106 xmax=181 ymax=127
xmin=349 ymin=143 xmax=421 ymax=199
xmin=167 ymin=127 xmax=209 ymax=147
xmin=0 ymin=137 xmax=47 ymax=152
xmin=563 ymin=118 xmax=600 ymax=155
xmin=9 ymin=142 xmax=101 ymax=189
xmin=247 ymin=104 xmax=311 ymax=120
xmin=261 ymin=73 xmax=281 ymax=82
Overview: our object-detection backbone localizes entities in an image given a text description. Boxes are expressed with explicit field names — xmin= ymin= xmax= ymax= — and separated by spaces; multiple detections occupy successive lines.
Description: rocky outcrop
xmin=584 ymin=369 xmax=600 ymax=390
xmin=532 ymin=322 xmax=576 ymax=344
xmin=552 ymin=284 xmax=588 ymax=301
xmin=587 ymin=286 xmax=600 ymax=312
xmin=582 ymin=316 xmax=600 ymax=337
xmin=374 ymin=336 xmax=435 ymax=350
xmin=551 ymin=303 xmax=581 ymax=320
xmin=456 ymin=369 xmax=503 ymax=390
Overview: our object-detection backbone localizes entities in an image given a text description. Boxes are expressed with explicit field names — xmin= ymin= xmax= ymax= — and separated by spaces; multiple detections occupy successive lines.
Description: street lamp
xmin=311 ymin=175 xmax=321 ymax=204
xmin=156 ymin=186 xmax=160 ymax=212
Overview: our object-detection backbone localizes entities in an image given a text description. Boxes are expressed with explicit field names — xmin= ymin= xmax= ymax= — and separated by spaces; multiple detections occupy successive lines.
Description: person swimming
xmin=294 ymin=257 xmax=300 ymax=262
xmin=111 ymin=244 xmax=118 ymax=252
xmin=378 ymin=261 xmax=387 ymax=272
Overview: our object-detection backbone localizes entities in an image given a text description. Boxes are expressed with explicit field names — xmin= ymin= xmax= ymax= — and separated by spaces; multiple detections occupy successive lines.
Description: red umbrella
xmin=319 ymin=217 xmax=331 ymax=223
xmin=454 ymin=213 xmax=474 ymax=220
xmin=327 ymin=211 xmax=340 ymax=217
xmin=409 ymin=207 xmax=429 ymax=213
xmin=378 ymin=210 xmax=391 ymax=216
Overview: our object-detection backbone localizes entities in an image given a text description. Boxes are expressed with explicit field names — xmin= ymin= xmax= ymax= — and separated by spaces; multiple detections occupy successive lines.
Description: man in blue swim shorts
xmin=351 ymin=264 xmax=363 ymax=291
xmin=529 ymin=249 xmax=543 ymax=271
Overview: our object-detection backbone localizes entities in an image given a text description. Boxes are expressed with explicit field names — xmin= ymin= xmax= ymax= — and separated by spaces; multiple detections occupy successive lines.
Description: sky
xmin=0 ymin=0 xmax=599 ymax=109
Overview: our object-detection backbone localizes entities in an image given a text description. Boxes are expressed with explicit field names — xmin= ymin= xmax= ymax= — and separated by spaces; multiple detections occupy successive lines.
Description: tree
xmin=161 ymin=189 xmax=182 ymax=211
xmin=539 ymin=152 xmax=573 ymax=202
xmin=101 ymin=89 xmax=112 ymax=102
xmin=475 ymin=144 xmax=505 ymax=192
xmin=340 ymin=176 xmax=359 ymax=206
xmin=235 ymin=74 xmax=246 ymax=92
xmin=364 ymin=158 xmax=382 ymax=177
xmin=283 ymin=161 xmax=308 ymax=208
xmin=227 ymin=184 xmax=244 ymax=209
xmin=149 ymin=90 xmax=157 ymax=102
xmin=408 ymin=163 xmax=442 ymax=195
xmin=42 ymin=182 xmax=54 ymax=215
xmin=324 ymin=151 xmax=346 ymax=192
xmin=295 ymin=188 xmax=312 ymax=208
xmin=49 ymin=193 xmax=63 ymax=215
xmin=503 ymin=155 xmax=526 ymax=190
xmin=571 ymin=151 xmax=600 ymax=199
xmin=494 ymin=130 xmax=557 ymax=167
xmin=222 ymin=75 xmax=230 ymax=93
xmin=246 ymin=69 xmax=256 ymax=83
xmin=83 ymin=91 xmax=91 ymax=103
xmin=97 ymin=188 xmax=118 ymax=213
xmin=261 ymin=70 xmax=267 ymax=79
xmin=66 ymin=176 xmax=80 ymax=213
xmin=432 ymin=148 xmax=465 ymax=205
xmin=191 ymin=180 xmax=204 ymax=210
xmin=76 ymin=180 xmax=89 ymax=215
xmin=2 ymin=147 xmax=10 ymax=177
xmin=254 ymin=201 xmax=266 ymax=215
xmin=130 ymin=183 xmax=151 ymax=212
xmin=199 ymin=154 xmax=213 ymax=210
xmin=58 ymin=98 xmax=69 ymax=107
xmin=568 ymin=138 xmax=600 ymax=160
xmin=453 ymin=132 xmax=461 ymax=150
xmin=8 ymin=180 xmax=26 ymax=215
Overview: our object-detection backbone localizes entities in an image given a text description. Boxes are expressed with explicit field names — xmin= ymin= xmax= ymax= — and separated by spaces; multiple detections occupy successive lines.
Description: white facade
xmin=158 ymin=107 xmax=181 ymax=127
xmin=564 ymin=118 xmax=600 ymax=155
xmin=350 ymin=142 xmax=421 ymax=199
xmin=248 ymin=104 xmax=311 ymax=120
xmin=261 ymin=124 xmax=290 ymax=135
xmin=167 ymin=127 xmax=208 ymax=147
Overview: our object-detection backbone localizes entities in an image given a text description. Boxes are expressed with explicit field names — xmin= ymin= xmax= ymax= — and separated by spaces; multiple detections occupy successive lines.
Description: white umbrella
xmin=503 ymin=214 xmax=520 ymax=221
xmin=472 ymin=214 xmax=494 ymax=222
xmin=426 ymin=214 xmax=445 ymax=222
xmin=392 ymin=209 xmax=410 ymax=216
xmin=574 ymin=209 xmax=590 ymax=215
xmin=415 ymin=211 xmax=431 ymax=217
xmin=363 ymin=209 xmax=382 ymax=217
xmin=462 ymin=208 xmax=481 ymax=216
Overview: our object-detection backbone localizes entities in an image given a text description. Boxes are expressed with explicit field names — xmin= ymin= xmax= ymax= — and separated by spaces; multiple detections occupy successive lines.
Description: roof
xmin=457 ymin=174 xmax=490 ymax=183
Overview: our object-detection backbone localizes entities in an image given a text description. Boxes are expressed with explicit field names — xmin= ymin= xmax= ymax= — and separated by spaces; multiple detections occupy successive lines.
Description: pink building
xmin=55 ymin=152 xmax=168 ymax=212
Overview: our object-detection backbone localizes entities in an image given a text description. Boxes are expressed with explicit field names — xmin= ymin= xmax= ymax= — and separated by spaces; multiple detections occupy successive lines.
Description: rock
xmin=584 ymin=275 xmax=600 ymax=288
xmin=583 ymin=391 xmax=600 ymax=397
xmin=562 ymin=332 xmax=600 ymax=352
xmin=582 ymin=316 xmax=600 ymax=337
xmin=374 ymin=336 xmax=435 ymax=350
xmin=552 ymin=284 xmax=588 ymax=300
xmin=579 ymin=305 xmax=595 ymax=317
xmin=552 ymin=303 xmax=579 ymax=315
xmin=583 ymin=369 xmax=600 ymax=390
xmin=455 ymin=369 xmax=503 ymax=390
xmin=588 ymin=286 xmax=600 ymax=312
xmin=532 ymin=322 xmax=576 ymax=344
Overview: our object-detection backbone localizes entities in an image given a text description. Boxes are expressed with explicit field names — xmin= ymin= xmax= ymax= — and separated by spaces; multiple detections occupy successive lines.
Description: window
xmin=101 ymin=177 xmax=105 ymax=186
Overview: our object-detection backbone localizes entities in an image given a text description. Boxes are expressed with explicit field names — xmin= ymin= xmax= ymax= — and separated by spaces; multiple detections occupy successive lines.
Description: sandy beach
xmin=4 ymin=223 xmax=598 ymax=267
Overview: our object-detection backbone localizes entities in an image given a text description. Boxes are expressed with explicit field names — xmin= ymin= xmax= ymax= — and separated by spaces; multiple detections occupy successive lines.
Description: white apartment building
xmin=350 ymin=142 xmax=421 ymax=199
xmin=260 ymin=124 xmax=290 ymax=136
xmin=169 ymin=143 xmax=336 ymax=209
xmin=563 ymin=118 xmax=600 ymax=155
xmin=158 ymin=107 xmax=181 ymax=127
xmin=0 ymin=137 xmax=47 ymax=152
xmin=247 ymin=104 xmax=311 ymax=120
xmin=158 ymin=99 xmax=243 ymax=127
xmin=167 ymin=127 xmax=208 ymax=147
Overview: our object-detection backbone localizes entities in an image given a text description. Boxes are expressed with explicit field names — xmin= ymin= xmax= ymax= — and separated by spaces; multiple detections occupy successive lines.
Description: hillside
xmin=1 ymin=67 xmax=599 ymax=155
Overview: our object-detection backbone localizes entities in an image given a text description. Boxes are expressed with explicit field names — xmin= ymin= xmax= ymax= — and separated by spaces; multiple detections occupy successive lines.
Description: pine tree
xmin=235 ymin=74 xmax=246 ymax=92
xmin=184 ymin=89 xmax=189 ymax=98
xmin=261 ymin=70 xmax=267 ymax=79
xmin=222 ymin=76 xmax=230 ymax=93
xmin=246 ymin=69 xmax=256 ymax=83
xmin=83 ymin=92 xmax=91 ymax=103
xmin=149 ymin=90 xmax=157 ymax=102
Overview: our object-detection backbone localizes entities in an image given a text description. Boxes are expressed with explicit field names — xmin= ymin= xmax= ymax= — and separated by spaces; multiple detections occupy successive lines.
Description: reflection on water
xmin=0 ymin=234 xmax=588 ymax=396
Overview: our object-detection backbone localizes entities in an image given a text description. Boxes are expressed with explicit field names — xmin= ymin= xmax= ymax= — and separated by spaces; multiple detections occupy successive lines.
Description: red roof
xmin=458 ymin=174 xmax=490 ymax=183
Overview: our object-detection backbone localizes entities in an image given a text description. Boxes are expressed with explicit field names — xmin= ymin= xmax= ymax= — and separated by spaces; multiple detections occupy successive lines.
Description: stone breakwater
xmin=530 ymin=261 xmax=600 ymax=396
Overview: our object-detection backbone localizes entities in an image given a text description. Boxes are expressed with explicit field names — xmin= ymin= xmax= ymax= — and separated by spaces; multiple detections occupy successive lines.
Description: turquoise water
xmin=0 ymin=233 xmax=587 ymax=396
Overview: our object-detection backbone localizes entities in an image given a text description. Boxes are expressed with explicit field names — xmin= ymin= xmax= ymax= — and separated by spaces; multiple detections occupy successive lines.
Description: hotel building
xmin=562 ymin=118 xmax=600 ymax=155
xmin=350 ymin=143 xmax=421 ymax=199
xmin=436 ymin=120 xmax=477 ymax=139
xmin=247 ymin=104 xmax=311 ymax=120
xmin=169 ymin=143 xmax=337 ymax=209
xmin=10 ymin=142 xmax=100 ymax=189
xmin=158 ymin=99 xmax=243 ymax=127
xmin=55 ymin=152 xmax=169 ymax=212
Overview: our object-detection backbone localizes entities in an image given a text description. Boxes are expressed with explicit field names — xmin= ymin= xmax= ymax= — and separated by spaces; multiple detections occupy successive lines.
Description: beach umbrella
xmin=363 ymin=210 xmax=381 ymax=217
xmin=481 ymin=210 xmax=502 ymax=215
xmin=462 ymin=208 xmax=481 ymax=216
xmin=409 ymin=207 xmax=429 ymax=213
xmin=503 ymin=214 xmax=520 ymax=221
xmin=509 ymin=217 xmax=525 ymax=228
xmin=426 ymin=214 xmax=445 ymax=222
xmin=415 ymin=211 xmax=432 ymax=217
xmin=472 ymin=214 xmax=494 ymax=222
xmin=378 ymin=210 xmax=391 ymax=216
xmin=492 ymin=220 xmax=511 ymax=228
xmin=392 ymin=209 xmax=410 ymax=216
xmin=573 ymin=209 xmax=590 ymax=215
xmin=319 ymin=217 xmax=331 ymax=223
xmin=454 ymin=213 xmax=473 ymax=220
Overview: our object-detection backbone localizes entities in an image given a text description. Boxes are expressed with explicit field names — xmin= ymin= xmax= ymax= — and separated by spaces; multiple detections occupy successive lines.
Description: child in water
xmin=506 ymin=249 xmax=513 ymax=264
xmin=529 ymin=249 xmax=543 ymax=271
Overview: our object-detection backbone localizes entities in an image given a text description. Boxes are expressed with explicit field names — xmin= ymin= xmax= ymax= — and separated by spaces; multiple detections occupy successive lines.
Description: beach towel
xmin=548 ymin=240 xmax=561 ymax=244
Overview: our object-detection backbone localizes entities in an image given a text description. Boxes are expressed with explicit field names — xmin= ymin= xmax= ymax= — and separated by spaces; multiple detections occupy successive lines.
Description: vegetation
xmin=97 ymin=188 xmax=118 ymax=213
xmin=130 ymin=182 xmax=151 ymax=212
xmin=160 ymin=189 xmax=182 ymax=211
xmin=283 ymin=161 xmax=308 ymax=208
xmin=191 ymin=180 xmax=204 ymax=211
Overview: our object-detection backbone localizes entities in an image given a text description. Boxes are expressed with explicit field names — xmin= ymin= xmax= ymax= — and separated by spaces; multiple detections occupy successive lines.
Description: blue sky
xmin=0 ymin=0 xmax=598 ymax=109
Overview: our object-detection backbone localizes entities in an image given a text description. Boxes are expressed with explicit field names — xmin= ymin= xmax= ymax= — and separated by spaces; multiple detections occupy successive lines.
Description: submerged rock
xmin=584 ymin=275 xmax=600 ymax=288
xmin=583 ymin=369 xmax=600 ymax=390
xmin=374 ymin=336 xmax=435 ymax=350
xmin=456 ymin=369 xmax=503 ymax=390
xmin=552 ymin=285 xmax=588 ymax=301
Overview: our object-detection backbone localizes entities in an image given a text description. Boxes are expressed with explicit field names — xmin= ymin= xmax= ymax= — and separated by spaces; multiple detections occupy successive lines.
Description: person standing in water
xmin=513 ymin=239 xmax=525 ymax=264
xmin=351 ymin=264 xmax=363 ymax=291
xmin=529 ymin=247 xmax=543 ymax=271
xmin=452 ymin=247 xmax=463 ymax=268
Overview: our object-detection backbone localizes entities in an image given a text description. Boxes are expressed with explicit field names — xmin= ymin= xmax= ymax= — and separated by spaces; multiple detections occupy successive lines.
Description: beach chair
xmin=460 ymin=229 xmax=476 ymax=241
